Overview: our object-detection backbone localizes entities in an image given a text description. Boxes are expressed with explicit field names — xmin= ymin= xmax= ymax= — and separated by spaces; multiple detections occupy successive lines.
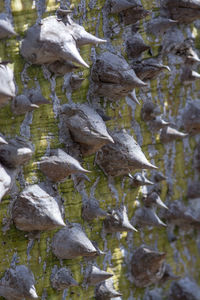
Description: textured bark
xmin=0 ymin=0 xmax=200 ymax=299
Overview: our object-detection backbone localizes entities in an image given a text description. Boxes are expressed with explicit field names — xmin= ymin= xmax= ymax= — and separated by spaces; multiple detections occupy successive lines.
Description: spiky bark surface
xmin=0 ymin=0 xmax=200 ymax=299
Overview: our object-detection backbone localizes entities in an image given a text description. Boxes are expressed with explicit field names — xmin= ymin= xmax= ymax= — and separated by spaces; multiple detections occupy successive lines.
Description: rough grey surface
xmin=96 ymin=129 xmax=157 ymax=177
xmin=39 ymin=148 xmax=89 ymax=182
xmin=95 ymin=278 xmax=122 ymax=299
xmin=132 ymin=57 xmax=170 ymax=82
xmin=0 ymin=265 xmax=38 ymax=300
xmin=103 ymin=205 xmax=137 ymax=233
xmin=12 ymin=95 xmax=39 ymax=115
xmin=82 ymin=197 xmax=107 ymax=221
xmin=144 ymin=191 xmax=168 ymax=210
xmin=0 ymin=62 xmax=15 ymax=107
xmin=50 ymin=267 xmax=78 ymax=290
xmin=0 ymin=163 xmax=17 ymax=202
xmin=0 ymin=137 xmax=33 ymax=169
xmin=145 ymin=16 xmax=177 ymax=36
xmin=1 ymin=0 xmax=200 ymax=299
xmin=0 ymin=13 xmax=16 ymax=39
xmin=182 ymin=100 xmax=200 ymax=134
xmin=52 ymin=223 xmax=98 ymax=259
xmin=131 ymin=246 xmax=166 ymax=287
xmin=131 ymin=172 xmax=154 ymax=187
xmin=118 ymin=0 xmax=149 ymax=25
xmin=91 ymin=51 xmax=147 ymax=100
xmin=11 ymin=90 xmax=49 ymax=115
xmin=161 ymin=0 xmax=200 ymax=24
xmin=168 ymin=277 xmax=200 ymax=300
xmin=133 ymin=206 xmax=166 ymax=228
xmin=160 ymin=200 xmax=200 ymax=229
xmin=20 ymin=14 xmax=106 ymax=68
xmin=86 ymin=265 xmax=113 ymax=286
xmin=160 ymin=126 xmax=188 ymax=143
xmin=60 ymin=103 xmax=114 ymax=156
xmin=125 ymin=32 xmax=150 ymax=59
xmin=12 ymin=184 xmax=65 ymax=231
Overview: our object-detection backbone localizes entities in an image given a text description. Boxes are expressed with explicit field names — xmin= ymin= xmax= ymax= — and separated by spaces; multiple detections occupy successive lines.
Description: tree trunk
xmin=0 ymin=0 xmax=200 ymax=299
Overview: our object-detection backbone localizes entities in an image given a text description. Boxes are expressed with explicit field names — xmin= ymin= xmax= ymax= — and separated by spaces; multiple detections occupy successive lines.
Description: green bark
xmin=0 ymin=0 xmax=199 ymax=299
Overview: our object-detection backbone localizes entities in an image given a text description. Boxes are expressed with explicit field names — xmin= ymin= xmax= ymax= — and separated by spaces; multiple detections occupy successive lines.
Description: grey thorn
xmin=0 ymin=137 xmax=33 ymax=169
xmin=12 ymin=184 xmax=65 ymax=231
xmin=82 ymin=198 xmax=107 ymax=222
xmin=0 ymin=62 xmax=16 ymax=107
xmin=181 ymin=67 xmax=200 ymax=83
xmin=52 ymin=223 xmax=97 ymax=259
xmin=153 ymin=171 xmax=166 ymax=182
xmin=69 ymin=23 xmax=107 ymax=47
xmin=159 ymin=263 xmax=180 ymax=284
xmin=131 ymin=68 xmax=148 ymax=87
xmin=87 ymin=265 xmax=113 ymax=286
xmin=160 ymin=126 xmax=188 ymax=143
xmin=141 ymin=102 xmax=161 ymax=122
xmin=120 ymin=1 xmax=150 ymax=26
xmin=61 ymin=104 xmax=114 ymax=156
xmin=126 ymin=32 xmax=150 ymax=59
xmin=162 ymin=0 xmax=200 ymax=24
xmin=51 ymin=267 xmax=78 ymax=290
xmin=182 ymin=100 xmax=200 ymax=134
xmin=127 ymin=173 xmax=133 ymax=179
xmin=0 ymin=136 xmax=8 ymax=145
xmin=57 ymin=11 xmax=106 ymax=46
xmin=0 ymin=265 xmax=38 ymax=300
xmin=0 ymin=13 xmax=16 ymax=39
xmin=131 ymin=245 xmax=166 ymax=288
xmin=132 ymin=172 xmax=154 ymax=187
xmin=110 ymin=0 xmax=136 ymax=14
xmin=145 ymin=17 xmax=178 ymax=36
xmin=128 ymin=89 xmax=140 ymax=105
xmin=60 ymin=39 xmax=89 ymax=68
xmin=95 ymin=278 xmax=122 ymax=299
xmin=169 ymin=277 xmax=200 ymax=300
xmin=28 ymin=89 xmax=50 ymax=105
xmin=39 ymin=148 xmax=90 ymax=182
xmin=153 ymin=116 xmax=170 ymax=128
xmin=145 ymin=192 xmax=168 ymax=210
xmin=160 ymin=199 xmax=200 ymax=228
xmin=56 ymin=8 xmax=73 ymax=18
xmin=12 ymin=95 xmax=39 ymax=115
xmin=0 ymin=164 xmax=16 ymax=203
xmin=20 ymin=16 xmax=90 ymax=68
xmin=133 ymin=206 xmax=166 ymax=228
xmin=186 ymin=46 xmax=200 ymax=63
xmin=104 ymin=205 xmax=137 ymax=233
xmin=92 ymin=241 xmax=106 ymax=257
xmin=133 ymin=58 xmax=170 ymax=81
xmin=96 ymin=130 xmax=157 ymax=177
xmin=91 ymin=51 xmax=147 ymax=101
